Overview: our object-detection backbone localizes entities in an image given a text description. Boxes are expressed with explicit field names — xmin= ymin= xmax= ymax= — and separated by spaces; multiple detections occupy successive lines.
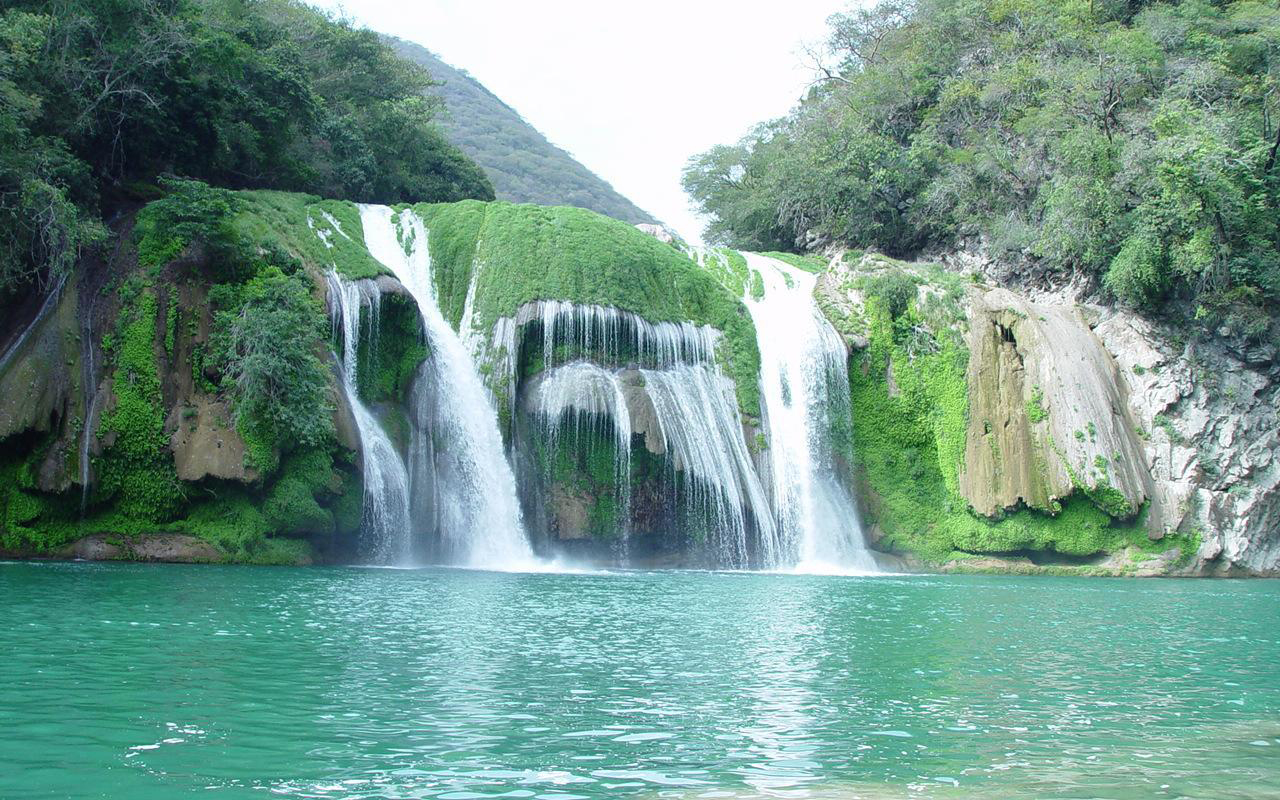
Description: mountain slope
xmin=386 ymin=38 xmax=656 ymax=225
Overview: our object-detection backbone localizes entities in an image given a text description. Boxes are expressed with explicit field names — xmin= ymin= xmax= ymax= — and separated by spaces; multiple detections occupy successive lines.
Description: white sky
xmin=307 ymin=0 xmax=845 ymax=243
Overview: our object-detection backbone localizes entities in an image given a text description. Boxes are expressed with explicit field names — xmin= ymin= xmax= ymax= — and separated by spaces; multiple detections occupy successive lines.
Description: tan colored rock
xmin=0 ymin=281 xmax=80 ymax=442
xmin=549 ymin=484 xmax=592 ymax=540
xmin=58 ymin=532 xmax=224 ymax=563
xmin=619 ymin=369 xmax=664 ymax=455
xmin=958 ymin=289 xmax=1151 ymax=520
xmin=168 ymin=396 xmax=256 ymax=483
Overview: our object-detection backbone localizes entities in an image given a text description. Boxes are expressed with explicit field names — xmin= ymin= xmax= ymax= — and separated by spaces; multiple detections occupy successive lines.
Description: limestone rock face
xmin=0 ymin=281 xmax=84 ymax=493
xmin=819 ymin=249 xmax=1277 ymax=574
xmin=0 ymin=282 xmax=80 ymax=443
xmin=959 ymin=289 xmax=1150 ymax=521
xmin=168 ymin=397 xmax=254 ymax=483
xmin=1093 ymin=310 xmax=1279 ymax=574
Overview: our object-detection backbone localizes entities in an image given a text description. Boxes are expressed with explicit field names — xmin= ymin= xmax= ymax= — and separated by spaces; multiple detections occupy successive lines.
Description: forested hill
xmin=0 ymin=0 xmax=494 ymax=303
xmin=684 ymin=0 xmax=1280 ymax=347
xmin=386 ymin=38 xmax=657 ymax=225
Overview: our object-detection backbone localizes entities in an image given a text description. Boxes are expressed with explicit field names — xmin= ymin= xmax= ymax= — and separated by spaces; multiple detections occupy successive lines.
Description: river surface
xmin=2 ymin=562 xmax=1278 ymax=799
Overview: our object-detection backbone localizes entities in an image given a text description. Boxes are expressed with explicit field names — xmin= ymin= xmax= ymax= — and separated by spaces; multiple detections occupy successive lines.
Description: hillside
xmin=386 ymin=38 xmax=657 ymax=225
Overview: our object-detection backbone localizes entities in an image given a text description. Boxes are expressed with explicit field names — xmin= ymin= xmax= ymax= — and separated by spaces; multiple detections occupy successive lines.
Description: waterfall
xmin=358 ymin=204 xmax=535 ymax=569
xmin=530 ymin=361 xmax=632 ymax=544
xmin=741 ymin=253 xmax=877 ymax=573
xmin=326 ymin=272 xmax=413 ymax=564
xmin=640 ymin=365 xmax=776 ymax=567
xmin=502 ymin=300 xmax=773 ymax=567
xmin=534 ymin=360 xmax=632 ymax=491
xmin=485 ymin=299 xmax=719 ymax=422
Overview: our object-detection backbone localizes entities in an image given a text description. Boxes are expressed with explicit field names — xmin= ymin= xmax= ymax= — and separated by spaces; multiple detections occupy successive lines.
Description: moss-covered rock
xmin=822 ymin=252 xmax=1198 ymax=569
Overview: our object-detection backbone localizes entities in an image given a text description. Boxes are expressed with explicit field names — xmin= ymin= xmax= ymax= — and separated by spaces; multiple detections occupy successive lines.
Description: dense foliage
xmin=388 ymin=38 xmax=657 ymax=225
xmin=0 ymin=0 xmax=493 ymax=300
xmin=684 ymin=0 xmax=1280 ymax=340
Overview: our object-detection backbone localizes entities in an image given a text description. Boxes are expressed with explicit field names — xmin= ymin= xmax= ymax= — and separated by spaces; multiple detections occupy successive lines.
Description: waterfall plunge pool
xmin=3 ymin=561 xmax=1278 ymax=799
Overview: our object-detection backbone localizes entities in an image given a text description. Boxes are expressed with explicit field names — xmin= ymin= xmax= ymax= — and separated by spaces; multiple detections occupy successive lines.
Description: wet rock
xmin=57 ymin=532 xmax=224 ymax=563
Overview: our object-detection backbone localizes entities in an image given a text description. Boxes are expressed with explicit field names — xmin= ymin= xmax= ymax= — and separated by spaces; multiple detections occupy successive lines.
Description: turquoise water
xmin=2 ymin=563 xmax=1279 ymax=799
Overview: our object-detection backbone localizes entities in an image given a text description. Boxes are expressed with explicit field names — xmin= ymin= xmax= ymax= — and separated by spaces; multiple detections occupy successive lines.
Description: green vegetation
xmin=1026 ymin=386 xmax=1048 ymax=424
xmin=387 ymin=38 xmax=655 ymax=225
xmin=685 ymin=0 xmax=1279 ymax=344
xmin=356 ymin=294 xmax=428 ymax=405
xmin=697 ymin=248 xmax=751 ymax=298
xmin=94 ymin=288 xmax=183 ymax=520
xmin=412 ymin=201 xmax=763 ymax=416
xmin=0 ymin=0 xmax=492 ymax=303
xmin=760 ymin=252 xmax=826 ymax=274
xmin=209 ymin=266 xmax=334 ymax=474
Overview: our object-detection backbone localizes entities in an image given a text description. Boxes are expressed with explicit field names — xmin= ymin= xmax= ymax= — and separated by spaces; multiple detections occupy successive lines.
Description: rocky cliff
xmin=817 ymin=250 xmax=1278 ymax=576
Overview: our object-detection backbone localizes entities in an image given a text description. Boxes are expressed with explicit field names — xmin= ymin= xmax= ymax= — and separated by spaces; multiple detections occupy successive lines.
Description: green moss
xmin=355 ymin=293 xmax=428 ymax=404
xmin=231 ymin=191 xmax=387 ymax=280
xmin=412 ymin=201 xmax=762 ymax=417
xmin=95 ymin=289 xmax=183 ymax=521
xmin=760 ymin=251 xmax=827 ymax=273
xmin=263 ymin=449 xmax=336 ymax=535
xmin=163 ymin=292 xmax=177 ymax=360
xmin=749 ymin=269 xmax=765 ymax=301
xmin=696 ymin=247 xmax=751 ymax=297
xmin=534 ymin=416 xmax=626 ymax=540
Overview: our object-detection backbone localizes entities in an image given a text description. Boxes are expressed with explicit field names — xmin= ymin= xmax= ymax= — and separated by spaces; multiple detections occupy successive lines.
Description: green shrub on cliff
xmin=210 ymin=266 xmax=334 ymax=470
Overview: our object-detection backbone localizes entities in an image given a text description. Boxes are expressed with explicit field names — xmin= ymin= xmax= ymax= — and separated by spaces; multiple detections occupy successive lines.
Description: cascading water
xmin=326 ymin=272 xmax=413 ymax=564
xmin=741 ymin=252 xmax=877 ymax=573
xmin=0 ymin=274 xmax=66 ymax=378
xmin=359 ymin=204 xmax=536 ymax=569
xmin=640 ymin=364 xmax=776 ymax=567
xmin=530 ymin=361 xmax=633 ymax=547
xmin=500 ymin=301 xmax=774 ymax=568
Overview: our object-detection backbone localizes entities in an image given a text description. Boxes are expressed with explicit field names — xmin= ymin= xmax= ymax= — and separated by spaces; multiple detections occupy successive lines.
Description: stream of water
xmin=326 ymin=272 xmax=413 ymax=563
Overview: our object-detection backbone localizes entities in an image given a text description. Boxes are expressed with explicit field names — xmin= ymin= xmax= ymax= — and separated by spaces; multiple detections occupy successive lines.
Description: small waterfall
xmin=640 ymin=365 xmax=775 ymax=567
xmin=742 ymin=253 xmax=877 ymax=573
xmin=359 ymin=205 xmax=535 ymax=569
xmin=78 ymin=292 xmax=99 ymax=514
xmin=531 ymin=361 xmax=632 ymax=542
xmin=326 ymin=272 xmax=413 ymax=564
xmin=487 ymin=300 xmax=719 ymax=416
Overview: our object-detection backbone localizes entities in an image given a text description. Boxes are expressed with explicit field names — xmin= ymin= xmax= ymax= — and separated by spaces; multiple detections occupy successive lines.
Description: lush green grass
xmin=234 ymin=191 xmax=388 ymax=280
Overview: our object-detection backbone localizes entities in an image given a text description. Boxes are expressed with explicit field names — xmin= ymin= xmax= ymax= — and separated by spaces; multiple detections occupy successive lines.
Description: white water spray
xmin=326 ymin=272 xmax=413 ymax=564
xmin=741 ymin=253 xmax=877 ymax=574
xmin=359 ymin=205 xmax=536 ymax=569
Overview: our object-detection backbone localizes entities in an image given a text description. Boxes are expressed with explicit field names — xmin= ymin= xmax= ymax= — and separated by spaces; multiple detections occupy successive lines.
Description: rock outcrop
xmin=818 ymin=250 xmax=1278 ymax=575
xmin=1093 ymin=310 xmax=1279 ymax=574
xmin=960 ymin=289 xmax=1150 ymax=522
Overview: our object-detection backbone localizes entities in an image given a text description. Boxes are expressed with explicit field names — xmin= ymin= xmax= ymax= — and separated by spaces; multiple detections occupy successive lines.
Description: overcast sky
xmin=307 ymin=0 xmax=845 ymax=243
